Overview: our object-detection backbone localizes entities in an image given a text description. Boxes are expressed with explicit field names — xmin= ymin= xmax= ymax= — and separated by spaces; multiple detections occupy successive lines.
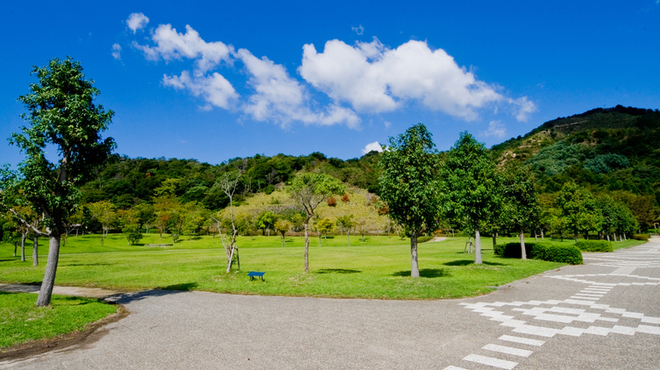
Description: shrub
xmin=495 ymin=242 xmax=582 ymax=264
xmin=575 ymin=240 xmax=613 ymax=252
xmin=327 ymin=197 xmax=337 ymax=207
xmin=633 ymin=234 xmax=650 ymax=241
xmin=530 ymin=244 xmax=583 ymax=265
xmin=416 ymin=235 xmax=433 ymax=243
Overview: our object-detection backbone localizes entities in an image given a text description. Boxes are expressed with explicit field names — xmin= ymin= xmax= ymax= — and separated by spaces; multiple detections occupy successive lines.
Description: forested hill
xmin=82 ymin=105 xmax=660 ymax=214
xmin=80 ymin=151 xmax=382 ymax=210
xmin=491 ymin=105 xmax=660 ymax=201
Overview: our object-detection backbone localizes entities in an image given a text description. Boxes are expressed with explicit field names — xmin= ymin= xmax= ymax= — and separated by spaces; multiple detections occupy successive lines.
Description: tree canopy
xmin=379 ymin=123 xmax=441 ymax=277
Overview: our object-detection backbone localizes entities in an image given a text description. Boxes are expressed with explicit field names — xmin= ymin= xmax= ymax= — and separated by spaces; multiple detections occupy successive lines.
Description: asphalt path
xmin=2 ymin=238 xmax=660 ymax=369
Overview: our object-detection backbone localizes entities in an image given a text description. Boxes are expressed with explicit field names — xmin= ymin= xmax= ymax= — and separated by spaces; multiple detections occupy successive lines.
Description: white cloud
xmin=237 ymin=48 xmax=359 ymax=128
xmin=482 ymin=120 xmax=506 ymax=139
xmin=134 ymin=24 xmax=233 ymax=73
xmin=352 ymin=25 xmax=364 ymax=35
xmin=362 ymin=141 xmax=383 ymax=154
xmin=383 ymin=121 xmax=391 ymax=128
xmin=509 ymin=96 xmax=537 ymax=122
xmin=127 ymin=13 xmax=149 ymax=33
xmin=299 ymin=38 xmax=531 ymax=121
xmin=111 ymin=43 xmax=122 ymax=60
xmin=163 ymin=70 xmax=238 ymax=109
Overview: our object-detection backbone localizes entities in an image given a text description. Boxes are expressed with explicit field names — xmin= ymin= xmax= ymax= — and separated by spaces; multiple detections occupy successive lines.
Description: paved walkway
xmin=2 ymin=238 xmax=659 ymax=369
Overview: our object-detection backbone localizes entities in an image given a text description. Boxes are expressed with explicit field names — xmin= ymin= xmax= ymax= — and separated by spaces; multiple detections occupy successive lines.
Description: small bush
xmin=416 ymin=235 xmax=433 ymax=243
xmin=531 ymin=244 xmax=583 ymax=265
xmin=633 ymin=234 xmax=650 ymax=241
xmin=575 ymin=240 xmax=613 ymax=252
xmin=495 ymin=242 xmax=582 ymax=265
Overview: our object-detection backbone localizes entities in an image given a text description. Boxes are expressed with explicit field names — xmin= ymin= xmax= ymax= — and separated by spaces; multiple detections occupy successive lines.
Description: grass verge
xmin=1 ymin=234 xmax=574 ymax=300
xmin=0 ymin=292 xmax=118 ymax=350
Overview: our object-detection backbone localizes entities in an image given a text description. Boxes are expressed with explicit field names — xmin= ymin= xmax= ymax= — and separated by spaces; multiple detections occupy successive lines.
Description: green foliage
xmin=574 ymin=240 xmax=613 ymax=252
xmin=379 ymin=123 xmax=441 ymax=237
xmin=440 ymin=132 xmax=499 ymax=232
xmin=530 ymin=243 xmax=583 ymax=265
xmin=557 ymin=182 xmax=602 ymax=238
xmin=123 ymin=223 xmax=143 ymax=245
xmin=416 ymin=235 xmax=433 ymax=243
xmin=495 ymin=242 xmax=583 ymax=264
xmin=633 ymin=234 xmax=650 ymax=241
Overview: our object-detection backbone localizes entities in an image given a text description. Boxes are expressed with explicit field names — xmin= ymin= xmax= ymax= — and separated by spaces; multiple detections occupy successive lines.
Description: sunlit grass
xmin=1 ymin=233 xmax=643 ymax=300
xmin=0 ymin=292 xmax=117 ymax=349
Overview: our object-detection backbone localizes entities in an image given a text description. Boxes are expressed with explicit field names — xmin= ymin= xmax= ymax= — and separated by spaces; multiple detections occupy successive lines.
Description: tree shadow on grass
xmin=61 ymin=263 xmax=112 ymax=267
xmin=444 ymin=260 xmax=505 ymax=266
xmin=316 ymin=269 xmax=361 ymax=274
xmin=392 ymin=269 xmax=449 ymax=278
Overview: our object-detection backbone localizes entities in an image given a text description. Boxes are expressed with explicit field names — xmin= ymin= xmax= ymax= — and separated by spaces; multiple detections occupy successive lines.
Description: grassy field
xmin=0 ymin=233 xmax=646 ymax=300
xmin=0 ymin=292 xmax=118 ymax=349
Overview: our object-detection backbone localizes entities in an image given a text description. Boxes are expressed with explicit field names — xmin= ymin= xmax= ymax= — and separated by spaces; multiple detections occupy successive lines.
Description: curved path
xmin=2 ymin=238 xmax=660 ymax=369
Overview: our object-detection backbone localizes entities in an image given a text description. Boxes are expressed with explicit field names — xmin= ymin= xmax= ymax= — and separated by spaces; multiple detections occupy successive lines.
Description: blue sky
xmin=1 ymin=1 xmax=659 ymax=167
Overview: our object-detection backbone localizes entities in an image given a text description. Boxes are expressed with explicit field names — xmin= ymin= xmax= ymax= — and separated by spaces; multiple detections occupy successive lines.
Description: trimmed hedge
xmin=633 ymin=234 xmax=650 ymax=241
xmin=531 ymin=244 xmax=583 ymax=265
xmin=575 ymin=240 xmax=613 ymax=252
xmin=495 ymin=242 xmax=583 ymax=265
xmin=416 ymin=235 xmax=433 ymax=243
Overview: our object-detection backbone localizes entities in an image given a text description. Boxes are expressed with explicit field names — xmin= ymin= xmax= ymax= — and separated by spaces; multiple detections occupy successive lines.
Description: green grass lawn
xmin=0 ymin=292 xmax=118 ymax=349
xmin=0 ymin=233 xmax=646 ymax=300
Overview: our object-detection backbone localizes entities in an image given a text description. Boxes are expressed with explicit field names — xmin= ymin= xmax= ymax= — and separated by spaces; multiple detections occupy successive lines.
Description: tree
xmin=440 ymin=132 xmax=499 ymax=265
xmin=289 ymin=173 xmax=344 ymax=273
xmin=87 ymin=200 xmax=116 ymax=242
xmin=502 ymin=165 xmax=540 ymax=260
xmin=274 ymin=219 xmax=292 ymax=247
xmin=218 ymin=171 xmax=242 ymax=273
xmin=335 ymin=215 xmax=354 ymax=246
xmin=256 ymin=211 xmax=276 ymax=236
xmin=316 ymin=218 xmax=334 ymax=241
xmin=557 ymin=182 xmax=602 ymax=240
xmin=379 ymin=123 xmax=441 ymax=277
xmin=1 ymin=58 xmax=114 ymax=306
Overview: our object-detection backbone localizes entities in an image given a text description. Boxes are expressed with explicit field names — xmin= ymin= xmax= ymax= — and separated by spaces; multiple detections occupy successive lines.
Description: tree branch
xmin=8 ymin=208 xmax=49 ymax=236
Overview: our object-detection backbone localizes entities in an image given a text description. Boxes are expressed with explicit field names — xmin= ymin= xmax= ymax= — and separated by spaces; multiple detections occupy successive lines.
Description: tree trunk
xmin=20 ymin=233 xmax=26 ymax=262
xmin=607 ymin=234 xmax=610 ymax=242
xmin=347 ymin=231 xmax=350 ymax=247
xmin=614 ymin=233 xmax=617 ymax=242
xmin=492 ymin=233 xmax=497 ymax=249
xmin=541 ymin=229 xmax=545 ymax=239
xmin=520 ymin=227 xmax=527 ymax=261
xmin=33 ymin=235 xmax=39 ymax=266
xmin=14 ymin=242 xmax=17 ymax=257
xmin=410 ymin=231 xmax=419 ymax=278
xmin=37 ymin=234 xmax=61 ymax=307
xmin=304 ymin=219 xmax=310 ymax=273
xmin=474 ymin=228 xmax=482 ymax=264
xmin=534 ymin=231 xmax=538 ymax=242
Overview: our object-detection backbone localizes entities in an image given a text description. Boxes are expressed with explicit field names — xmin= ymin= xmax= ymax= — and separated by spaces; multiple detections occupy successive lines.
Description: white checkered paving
xmin=444 ymin=240 xmax=660 ymax=369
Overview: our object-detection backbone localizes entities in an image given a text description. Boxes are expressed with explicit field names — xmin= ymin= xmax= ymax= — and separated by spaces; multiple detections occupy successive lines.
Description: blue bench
xmin=248 ymin=271 xmax=265 ymax=281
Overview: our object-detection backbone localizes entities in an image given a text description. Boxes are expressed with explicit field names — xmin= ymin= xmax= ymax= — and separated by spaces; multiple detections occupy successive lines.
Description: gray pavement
xmin=2 ymin=238 xmax=660 ymax=369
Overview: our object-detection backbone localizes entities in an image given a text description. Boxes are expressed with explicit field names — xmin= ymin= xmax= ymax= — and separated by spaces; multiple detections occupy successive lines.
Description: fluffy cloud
xmin=362 ymin=141 xmax=383 ymax=154
xmin=300 ymin=38 xmax=512 ymax=121
xmin=482 ymin=120 xmax=506 ymax=138
xmin=237 ymin=49 xmax=359 ymax=128
xmin=163 ymin=71 xmax=238 ymax=110
xmin=127 ymin=13 xmax=149 ymax=33
xmin=352 ymin=25 xmax=364 ymax=36
xmin=111 ymin=43 xmax=122 ymax=60
xmin=134 ymin=24 xmax=233 ymax=73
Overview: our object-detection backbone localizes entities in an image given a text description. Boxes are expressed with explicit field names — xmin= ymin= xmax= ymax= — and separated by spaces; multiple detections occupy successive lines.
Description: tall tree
xmin=557 ymin=182 xmax=602 ymax=240
xmin=379 ymin=123 xmax=441 ymax=277
xmin=440 ymin=132 xmax=499 ymax=265
xmin=289 ymin=173 xmax=344 ymax=273
xmin=502 ymin=165 xmax=540 ymax=260
xmin=1 ymin=58 xmax=114 ymax=306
